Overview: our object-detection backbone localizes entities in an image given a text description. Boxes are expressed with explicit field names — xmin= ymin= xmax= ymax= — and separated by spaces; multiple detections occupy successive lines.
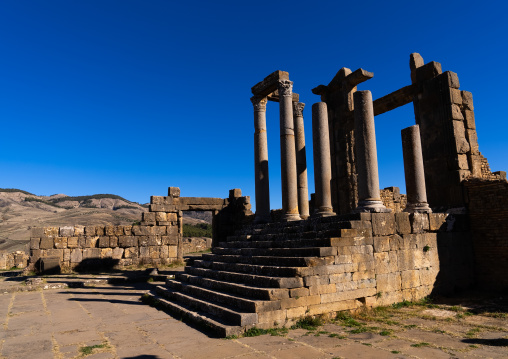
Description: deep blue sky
xmin=1 ymin=1 xmax=507 ymax=208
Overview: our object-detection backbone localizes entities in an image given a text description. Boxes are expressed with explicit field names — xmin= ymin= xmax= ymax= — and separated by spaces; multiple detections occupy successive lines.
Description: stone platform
xmin=147 ymin=212 xmax=445 ymax=337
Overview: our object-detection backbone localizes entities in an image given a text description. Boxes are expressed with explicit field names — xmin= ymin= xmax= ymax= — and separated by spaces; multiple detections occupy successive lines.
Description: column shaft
xmin=293 ymin=102 xmax=310 ymax=219
xmin=354 ymin=90 xmax=390 ymax=213
xmin=252 ymin=96 xmax=271 ymax=223
xmin=402 ymin=125 xmax=432 ymax=213
xmin=279 ymin=80 xmax=300 ymax=221
xmin=312 ymin=102 xmax=335 ymax=216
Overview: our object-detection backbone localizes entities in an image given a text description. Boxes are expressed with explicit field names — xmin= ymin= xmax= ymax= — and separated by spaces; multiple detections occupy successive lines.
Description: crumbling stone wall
xmin=380 ymin=187 xmax=407 ymax=212
xmin=464 ymin=178 xmax=508 ymax=291
xmin=0 ymin=251 xmax=29 ymax=270
xmin=182 ymin=237 xmax=212 ymax=254
xmin=28 ymin=187 xmax=252 ymax=271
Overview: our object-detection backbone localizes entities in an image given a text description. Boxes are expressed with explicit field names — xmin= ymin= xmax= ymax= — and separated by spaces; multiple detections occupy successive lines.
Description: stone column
xmin=251 ymin=96 xmax=271 ymax=223
xmin=312 ymin=102 xmax=335 ymax=216
xmin=402 ymin=125 xmax=432 ymax=213
xmin=279 ymin=80 xmax=300 ymax=221
xmin=293 ymin=102 xmax=310 ymax=219
xmin=353 ymin=90 xmax=390 ymax=213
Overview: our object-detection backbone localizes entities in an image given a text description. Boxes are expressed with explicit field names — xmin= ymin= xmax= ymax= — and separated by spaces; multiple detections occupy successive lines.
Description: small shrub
xmin=79 ymin=343 xmax=108 ymax=355
xmin=411 ymin=342 xmax=430 ymax=348
xmin=291 ymin=316 xmax=323 ymax=330
xmin=423 ymin=245 xmax=430 ymax=252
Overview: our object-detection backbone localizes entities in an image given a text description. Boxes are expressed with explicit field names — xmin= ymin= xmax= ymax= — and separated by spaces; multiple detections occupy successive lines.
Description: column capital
xmin=293 ymin=102 xmax=305 ymax=117
xmin=251 ymin=96 xmax=267 ymax=112
xmin=278 ymin=80 xmax=293 ymax=97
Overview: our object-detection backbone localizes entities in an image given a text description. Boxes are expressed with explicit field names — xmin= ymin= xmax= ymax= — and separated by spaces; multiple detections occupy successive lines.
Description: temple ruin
xmin=22 ymin=53 xmax=508 ymax=337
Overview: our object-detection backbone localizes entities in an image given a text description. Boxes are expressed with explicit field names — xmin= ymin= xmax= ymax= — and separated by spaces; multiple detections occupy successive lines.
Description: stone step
xmin=176 ymin=273 xmax=290 ymax=300
xmin=219 ymin=237 xmax=334 ymax=248
xmin=185 ymin=266 xmax=304 ymax=288
xmin=201 ymin=253 xmax=332 ymax=268
xmin=143 ymin=292 xmax=244 ymax=338
xmin=193 ymin=259 xmax=303 ymax=277
xmin=212 ymin=246 xmax=337 ymax=257
xmin=155 ymin=286 xmax=258 ymax=327
xmin=166 ymin=279 xmax=281 ymax=313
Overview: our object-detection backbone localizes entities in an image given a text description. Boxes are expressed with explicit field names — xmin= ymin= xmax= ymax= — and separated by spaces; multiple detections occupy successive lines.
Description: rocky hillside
xmin=0 ymin=189 xmax=211 ymax=253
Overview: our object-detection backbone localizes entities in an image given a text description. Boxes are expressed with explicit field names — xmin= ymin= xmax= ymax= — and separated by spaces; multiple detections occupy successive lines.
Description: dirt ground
xmin=0 ymin=269 xmax=507 ymax=359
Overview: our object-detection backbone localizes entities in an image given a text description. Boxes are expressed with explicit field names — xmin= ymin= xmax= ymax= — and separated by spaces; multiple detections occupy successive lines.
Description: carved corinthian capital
xmin=251 ymin=96 xmax=267 ymax=111
xmin=293 ymin=102 xmax=305 ymax=117
xmin=278 ymin=80 xmax=293 ymax=97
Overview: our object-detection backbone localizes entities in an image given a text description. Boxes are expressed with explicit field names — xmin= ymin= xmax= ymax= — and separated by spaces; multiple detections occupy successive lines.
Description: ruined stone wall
xmin=182 ymin=237 xmax=212 ymax=254
xmin=0 ymin=251 xmax=29 ymax=270
xmin=380 ymin=187 xmax=407 ymax=212
xmin=464 ymin=179 xmax=508 ymax=291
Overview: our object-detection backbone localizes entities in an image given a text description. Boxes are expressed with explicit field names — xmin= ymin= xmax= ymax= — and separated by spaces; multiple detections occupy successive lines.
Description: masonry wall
xmin=380 ymin=187 xmax=407 ymax=212
xmin=464 ymin=179 xmax=508 ymax=291
xmin=0 ymin=251 xmax=29 ymax=270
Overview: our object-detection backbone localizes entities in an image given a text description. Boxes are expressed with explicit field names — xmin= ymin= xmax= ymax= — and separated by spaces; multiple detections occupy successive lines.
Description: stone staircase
xmin=145 ymin=213 xmax=372 ymax=337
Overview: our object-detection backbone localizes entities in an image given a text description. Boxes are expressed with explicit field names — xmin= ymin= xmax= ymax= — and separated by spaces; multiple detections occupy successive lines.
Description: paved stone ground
xmin=0 ymin=273 xmax=507 ymax=359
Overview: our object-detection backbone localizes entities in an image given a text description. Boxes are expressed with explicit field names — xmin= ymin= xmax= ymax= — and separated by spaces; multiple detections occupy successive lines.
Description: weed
xmin=391 ymin=351 xmax=401 ymax=354
xmin=225 ymin=335 xmax=238 ymax=340
xmin=147 ymin=277 xmax=154 ymax=283
xmin=79 ymin=343 xmax=108 ymax=355
xmin=379 ymin=329 xmax=392 ymax=336
xmin=362 ymin=343 xmax=372 ymax=346
xmin=469 ymin=344 xmax=479 ymax=348
xmin=404 ymin=324 xmax=417 ymax=329
xmin=484 ymin=312 xmax=507 ymax=319
xmin=466 ymin=327 xmax=482 ymax=338
xmin=432 ymin=329 xmax=446 ymax=334
xmin=410 ymin=342 xmax=430 ymax=348
xmin=376 ymin=292 xmax=382 ymax=298
xmin=243 ymin=327 xmax=288 ymax=337
xmin=290 ymin=316 xmax=323 ymax=330
xmin=423 ymin=245 xmax=430 ymax=252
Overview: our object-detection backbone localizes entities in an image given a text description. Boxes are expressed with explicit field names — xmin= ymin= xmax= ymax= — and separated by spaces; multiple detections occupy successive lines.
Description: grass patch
xmin=291 ymin=316 xmax=323 ymax=331
xmin=391 ymin=350 xmax=401 ymax=354
xmin=483 ymin=312 xmax=508 ymax=319
xmin=379 ymin=329 xmax=392 ymax=336
xmin=410 ymin=342 xmax=430 ymax=348
xmin=79 ymin=343 xmax=109 ymax=355
xmin=183 ymin=223 xmax=212 ymax=237
xmin=466 ymin=327 xmax=482 ymax=338
xmin=328 ymin=333 xmax=347 ymax=339
xmin=243 ymin=327 xmax=288 ymax=337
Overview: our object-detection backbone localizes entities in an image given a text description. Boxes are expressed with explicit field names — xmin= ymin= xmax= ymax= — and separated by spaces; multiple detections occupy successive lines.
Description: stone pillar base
xmin=314 ymin=208 xmax=336 ymax=217
xmin=405 ymin=203 xmax=432 ymax=213
xmin=282 ymin=213 xmax=302 ymax=222
xmin=354 ymin=200 xmax=391 ymax=213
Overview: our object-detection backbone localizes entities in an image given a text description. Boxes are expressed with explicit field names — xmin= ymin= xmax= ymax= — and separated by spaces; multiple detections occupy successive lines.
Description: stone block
xmin=112 ymin=247 xmax=124 ymax=260
xmin=78 ymin=237 xmax=87 ymax=248
xmin=389 ymin=234 xmax=402 ymax=251
xmin=155 ymin=212 xmax=167 ymax=222
xmin=109 ymin=236 xmax=118 ymax=247
xmin=124 ymin=247 xmax=138 ymax=258
xmin=151 ymin=196 xmax=164 ymax=204
xmin=47 ymin=249 xmax=64 ymax=261
xmin=70 ymin=249 xmax=82 ymax=263
xmin=329 ymin=272 xmax=352 ymax=284
xmin=281 ymin=295 xmax=321 ymax=309
xmin=320 ymin=287 xmax=377 ymax=304
xmin=149 ymin=204 xmax=176 ymax=212
xmin=456 ymin=154 xmax=469 ymax=170
xmin=74 ymin=225 xmax=85 ymax=236
xmin=83 ymin=248 xmax=101 ymax=259
xmin=148 ymin=246 xmax=159 ymax=259
xmin=394 ymin=213 xmax=411 ymax=234
xmin=286 ymin=306 xmax=307 ymax=319
xmin=451 ymin=104 xmax=464 ymax=120
xmin=257 ymin=310 xmax=287 ymax=326
xmin=160 ymin=245 xmax=169 ymax=258
xmin=139 ymin=246 xmax=150 ymax=258
xmin=309 ymin=284 xmax=337 ymax=296
xmin=105 ymin=226 xmax=115 ymax=236
xmin=410 ymin=213 xmax=429 ymax=233
xmin=442 ymin=71 xmax=460 ymax=89
xmin=124 ymin=226 xmax=133 ymax=235
xmin=168 ymin=187 xmax=180 ymax=197
xmin=290 ymin=287 xmax=309 ymax=298
xmin=401 ymin=270 xmax=421 ymax=289
xmin=54 ymin=237 xmax=67 ymax=249
xmin=229 ymin=188 xmax=242 ymax=198
xmin=162 ymin=235 xmax=178 ymax=246
xmin=452 ymin=120 xmax=470 ymax=154
xmin=353 ymin=270 xmax=375 ymax=281
xmin=101 ymin=248 xmax=113 ymax=258
xmin=371 ymin=213 xmax=395 ymax=236
xmin=307 ymin=299 xmax=360 ymax=316
xmin=374 ymin=252 xmax=397 ymax=274
xmin=357 ymin=260 xmax=375 ymax=271
xmin=419 ymin=267 xmax=438 ymax=286
xmin=63 ymin=249 xmax=71 ymax=262
xmin=30 ymin=238 xmax=40 ymax=250
xmin=167 ymin=213 xmax=178 ymax=222
xmin=138 ymin=236 xmax=149 ymax=247
xmin=98 ymin=236 xmax=110 ymax=248
xmin=467 ymin=129 xmax=479 ymax=154
xmin=85 ymin=236 xmax=99 ymax=248
xmin=461 ymin=91 xmax=474 ymax=110
xmin=464 ymin=110 xmax=475 ymax=129
xmin=119 ymin=236 xmax=137 ymax=248
xmin=96 ymin=226 xmax=105 ymax=236
xmin=84 ymin=226 xmax=96 ymax=236
xmin=44 ymin=227 xmax=59 ymax=237
xmin=449 ymin=88 xmax=462 ymax=104
xmin=148 ymin=236 xmax=162 ymax=246
xmin=376 ymin=272 xmax=401 ymax=293
xmin=400 ymin=234 xmax=418 ymax=250
xmin=67 ymin=237 xmax=78 ymax=248
xmin=398 ymin=249 xmax=416 ymax=271
xmin=415 ymin=61 xmax=442 ymax=82
xmin=142 ymin=212 xmax=156 ymax=223
xmin=40 ymin=237 xmax=54 ymax=250
xmin=373 ymin=237 xmax=390 ymax=252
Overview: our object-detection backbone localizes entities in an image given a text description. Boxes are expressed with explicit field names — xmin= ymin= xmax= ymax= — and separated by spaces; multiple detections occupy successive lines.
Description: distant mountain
xmin=0 ymin=189 xmax=211 ymax=253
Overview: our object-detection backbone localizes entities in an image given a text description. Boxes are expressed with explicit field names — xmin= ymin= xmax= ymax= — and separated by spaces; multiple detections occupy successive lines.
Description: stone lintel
xmin=251 ymin=70 xmax=290 ymax=97
xmin=373 ymin=84 xmax=415 ymax=116
xmin=312 ymin=68 xmax=373 ymax=95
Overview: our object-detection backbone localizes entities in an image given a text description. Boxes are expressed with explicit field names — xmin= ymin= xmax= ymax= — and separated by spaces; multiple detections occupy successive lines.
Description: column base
xmin=354 ymin=199 xmax=391 ymax=213
xmin=404 ymin=203 xmax=432 ymax=213
xmin=282 ymin=213 xmax=302 ymax=222
xmin=313 ymin=207 xmax=336 ymax=217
